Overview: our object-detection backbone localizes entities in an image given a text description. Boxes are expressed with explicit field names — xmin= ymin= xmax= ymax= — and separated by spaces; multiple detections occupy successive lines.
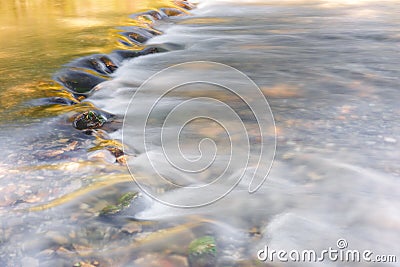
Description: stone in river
xmin=67 ymin=54 xmax=119 ymax=75
xmin=73 ymin=110 xmax=108 ymax=130
xmin=54 ymin=69 xmax=106 ymax=95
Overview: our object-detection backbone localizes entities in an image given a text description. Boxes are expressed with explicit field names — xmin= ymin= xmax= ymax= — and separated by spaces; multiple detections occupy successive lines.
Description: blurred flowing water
xmin=1 ymin=0 xmax=399 ymax=266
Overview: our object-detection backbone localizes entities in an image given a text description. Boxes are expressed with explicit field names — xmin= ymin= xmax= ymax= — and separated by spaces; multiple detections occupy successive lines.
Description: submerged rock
xmin=98 ymin=191 xmax=153 ymax=223
xmin=113 ymin=45 xmax=166 ymax=60
xmin=73 ymin=260 xmax=100 ymax=267
xmin=188 ymin=236 xmax=217 ymax=267
xmin=29 ymin=96 xmax=78 ymax=106
xmin=112 ymin=43 xmax=183 ymax=61
xmin=48 ymin=96 xmax=78 ymax=105
xmin=160 ymin=7 xmax=185 ymax=17
xmin=99 ymin=192 xmax=139 ymax=217
xmin=117 ymin=192 xmax=139 ymax=207
xmin=87 ymin=149 xmax=116 ymax=163
xmin=99 ymin=205 xmax=121 ymax=216
xmin=133 ymin=253 xmax=189 ymax=267
xmin=120 ymin=221 xmax=142 ymax=234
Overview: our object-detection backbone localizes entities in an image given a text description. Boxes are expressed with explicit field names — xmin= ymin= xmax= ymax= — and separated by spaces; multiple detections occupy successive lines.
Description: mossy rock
xmin=73 ymin=110 xmax=107 ymax=130
xmin=99 ymin=205 xmax=121 ymax=216
xmin=117 ymin=192 xmax=138 ymax=207
xmin=99 ymin=192 xmax=139 ymax=217
xmin=188 ymin=236 xmax=217 ymax=267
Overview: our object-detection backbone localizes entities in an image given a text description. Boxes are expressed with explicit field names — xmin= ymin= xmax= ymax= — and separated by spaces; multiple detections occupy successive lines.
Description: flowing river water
xmin=0 ymin=0 xmax=399 ymax=266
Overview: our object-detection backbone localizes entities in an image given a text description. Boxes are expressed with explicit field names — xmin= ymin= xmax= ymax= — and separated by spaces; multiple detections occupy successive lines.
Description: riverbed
xmin=0 ymin=0 xmax=399 ymax=266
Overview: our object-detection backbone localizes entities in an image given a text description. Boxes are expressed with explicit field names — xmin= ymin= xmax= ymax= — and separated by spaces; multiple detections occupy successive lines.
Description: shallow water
xmin=1 ymin=0 xmax=400 ymax=266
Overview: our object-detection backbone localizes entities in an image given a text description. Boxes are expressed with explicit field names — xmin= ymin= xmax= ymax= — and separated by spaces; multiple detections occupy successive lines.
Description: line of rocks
xmin=48 ymin=1 xmax=195 ymax=164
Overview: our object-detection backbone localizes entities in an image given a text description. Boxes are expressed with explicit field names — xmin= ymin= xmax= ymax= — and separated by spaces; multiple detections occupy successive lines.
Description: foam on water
xmin=84 ymin=0 xmax=400 ymax=263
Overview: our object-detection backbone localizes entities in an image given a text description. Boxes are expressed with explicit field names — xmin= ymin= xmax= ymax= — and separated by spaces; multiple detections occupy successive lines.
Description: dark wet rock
xmin=49 ymin=97 xmax=79 ymax=105
xmin=126 ymin=32 xmax=150 ymax=44
xmin=175 ymin=0 xmax=196 ymax=10
xmin=188 ymin=236 xmax=217 ymax=267
xmin=118 ymin=39 xmax=134 ymax=47
xmin=120 ymin=28 xmax=156 ymax=45
xmin=145 ymin=10 xmax=166 ymax=20
xmin=112 ymin=46 xmax=167 ymax=60
xmin=160 ymin=7 xmax=185 ymax=17
xmin=73 ymin=110 xmax=108 ymax=130
xmin=153 ymin=42 xmax=185 ymax=51
xmin=82 ymin=129 xmax=96 ymax=136
xmin=67 ymin=55 xmax=119 ymax=75
xmin=106 ymin=147 xmax=124 ymax=159
xmin=132 ymin=10 xmax=167 ymax=21
xmin=113 ymin=43 xmax=184 ymax=61
xmin=54 ymin=69 xmax=106 ymax=95
xmin=116 ymin=155 xmax=127 ymax=165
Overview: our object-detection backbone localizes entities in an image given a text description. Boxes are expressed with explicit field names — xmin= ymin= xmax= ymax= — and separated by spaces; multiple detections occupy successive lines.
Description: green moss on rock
xmin=188 ymin=236 xmax=217 ymax=267
xmin=99 ymin=205 xmax=121 ymax=216
xmin=117 ymin=192 xmax=138 ymax=207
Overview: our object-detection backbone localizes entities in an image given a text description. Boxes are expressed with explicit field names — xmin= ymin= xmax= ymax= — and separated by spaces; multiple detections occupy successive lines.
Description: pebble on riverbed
xmin=120 ymin=221 xmax=142 ymax=234
xmin=73 ymin=260 xmax=100 ymax=267
xmin=87 ymin=150 xmax=116 ymax=164
xmin=132 ymin=253 xmax=188 ymax=267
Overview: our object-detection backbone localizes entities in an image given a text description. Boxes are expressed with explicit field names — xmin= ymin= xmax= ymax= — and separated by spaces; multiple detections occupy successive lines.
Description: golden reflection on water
xmin=0 ymin=0 xmax=179 ymax=121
